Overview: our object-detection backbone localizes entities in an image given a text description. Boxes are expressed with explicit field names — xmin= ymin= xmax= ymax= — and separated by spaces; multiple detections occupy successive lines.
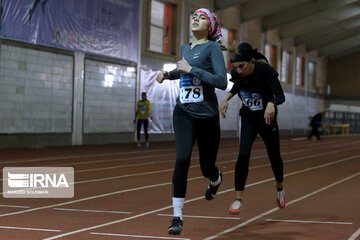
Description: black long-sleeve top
xmin=230 ymin=62 xmax=285 ymax=117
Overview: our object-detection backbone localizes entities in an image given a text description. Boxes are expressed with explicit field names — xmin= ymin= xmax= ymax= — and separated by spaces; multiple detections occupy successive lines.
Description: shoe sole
xmin=168 ymin=229 xmax=181 ymax=235
xmin=277 ymin=197 xmax=286 ymax=209
xmin=205 ymin=193 xmax=215 ymax=200
xmin=229 ymin=210 xmax=240 ymax=215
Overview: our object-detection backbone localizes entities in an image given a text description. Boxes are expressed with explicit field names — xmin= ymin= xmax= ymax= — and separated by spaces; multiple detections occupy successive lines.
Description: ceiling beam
xmin=317 ymin=34 xmax=360 ymax=57
xmin=307 ymin=26 xmax=360 ymax=52
xmin=279 ymin=2 xmax=360 ymax=39
xmin=262 ymin=0 xmax=358 ymax=31
xmin=294 ymin=15 xmax=360 ymax=46
xmin=328 ymin=45 xmax=360 ymax=61
xmin=240 ymin=0 xmax=307 ymax=22
xmin=214 ymin=0 xmax=248 ymax=11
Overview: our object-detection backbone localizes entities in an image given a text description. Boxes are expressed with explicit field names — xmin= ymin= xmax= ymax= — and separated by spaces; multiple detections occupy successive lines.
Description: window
xmin=295 ymin=56 xmax=305 ymax=86
xmin=308 ymin=61 xmax=317 ymax=89
xmin=265 ymin=43 xmax=278 ymax=70
xmin=148 ymin=0 xmax=175 ymax=55
xmin=280 ymin=51 xmax=293 ymax=84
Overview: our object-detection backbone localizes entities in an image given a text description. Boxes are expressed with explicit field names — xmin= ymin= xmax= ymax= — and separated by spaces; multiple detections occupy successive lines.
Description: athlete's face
xmin=191 ymin=12 xmax=209 ymax=34
xmin=232 ymin=61 xmax=254 ymax=77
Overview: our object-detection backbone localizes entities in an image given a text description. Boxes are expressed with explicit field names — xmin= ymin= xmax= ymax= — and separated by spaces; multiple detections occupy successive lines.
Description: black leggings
xmin=235 ymin=115 xmax=284 ymax=191
xmin=137 ymin=119 xmax=149 ymax=141
xmin=308 ymin=124 xmax=321 ymax=140
xmin=172 ymin=105 xmax=220 ymax=198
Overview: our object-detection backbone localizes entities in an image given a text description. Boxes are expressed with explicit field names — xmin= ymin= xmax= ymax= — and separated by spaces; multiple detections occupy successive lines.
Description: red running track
xmin=0 ymin=135 xmax=359 ymax=240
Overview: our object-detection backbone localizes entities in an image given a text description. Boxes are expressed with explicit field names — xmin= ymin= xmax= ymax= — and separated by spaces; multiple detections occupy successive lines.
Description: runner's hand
xmin=177 ymin=57 xmax=192 ymax=73
xmin=264 ymin=102 xmax=275 ymax=125
xmin=156 ymin=71 xmax=169 ymax=83
xmin=220 ymin=100 xmax=228 ymax=119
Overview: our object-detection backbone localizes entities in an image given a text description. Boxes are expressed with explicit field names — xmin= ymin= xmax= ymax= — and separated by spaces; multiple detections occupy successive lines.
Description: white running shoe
xmin=277 ymin=189 xmax=286 ymax=209
xmin=229 ymin=199 xmax=242 ymax=215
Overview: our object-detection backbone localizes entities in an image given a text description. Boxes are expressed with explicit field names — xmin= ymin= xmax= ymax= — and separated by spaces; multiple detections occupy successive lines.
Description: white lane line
xmin=90 ymin=232 xmax=191 ymax=240
xmin=0 ymin=149 xmax=355 ymax=213
xmin=0 ymin=205 xmax=30 ymax=208
xmin=14 ymin=146 xmax=358 ymax=191
xmin=204 ymin=172 xmax=360 ymax=240
xmin=44 ymin=205 xmax=175 ymax=240
xmin=1 ymin=140 xmax=356 ymax=185
xmin=1 ymin=154 xmax=358 ymax=219
xmin=41 ymin=156 xmax=360 ymax=240
xmin=348 ymin=227 xmax=360 ymax=240
xmin=157 ymin=213 xmax=240 ymax=220
xmin=266 ymin=219 xmax=353 ymax=225
xmin=1 ymin=146 xmax=342 ymax=195
xmin=46 ymin=139 xmax=343 ymax=168
xmin=0 ymin=181 xmax=173 ymax=218
xmin=0 ymin=138 xmax=325 ymax=166
xmin=292 ymin=137 xmax=308 ymax=141
xmin=0 ymin=148 xmax=175 ymax=165
xmin=53 ymin=208 xmax=132 ymax=214
xmin=0 ymin=138 xmax=348 ymax=167
xmin=0 ymin=226 xmax=61 ymax=232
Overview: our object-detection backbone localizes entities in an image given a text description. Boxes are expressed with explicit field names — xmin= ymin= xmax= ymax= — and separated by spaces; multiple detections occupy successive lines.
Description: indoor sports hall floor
xmin=0 ymin=135 xmax=359 ymax=240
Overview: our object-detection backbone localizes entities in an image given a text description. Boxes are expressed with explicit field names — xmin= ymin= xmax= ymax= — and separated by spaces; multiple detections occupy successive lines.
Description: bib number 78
xmin=184 ymin=87 xmax=201 ymax=99
xmin=180 ymin=86 xmax=203 ymax=103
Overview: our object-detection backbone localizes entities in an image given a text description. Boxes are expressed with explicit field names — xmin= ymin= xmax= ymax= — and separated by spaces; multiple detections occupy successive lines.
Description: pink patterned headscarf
xmin=193 ymin=8 xmax=222 ymax=42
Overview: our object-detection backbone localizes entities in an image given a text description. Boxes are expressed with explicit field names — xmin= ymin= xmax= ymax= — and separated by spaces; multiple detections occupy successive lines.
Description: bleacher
xmin=323 ymin=104 xmax=360 ymax=135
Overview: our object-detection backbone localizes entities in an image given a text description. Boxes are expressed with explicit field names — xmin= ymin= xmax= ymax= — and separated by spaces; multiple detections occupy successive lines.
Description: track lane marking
xmin=204 ymin=172 xmax=360 ymax=240
xmin=53 ymin=208 xmax=132 ymax=214
xmin=90 ymin=232 xmax=191 ymax=240
xmin=157 ymin=213 xmax=240 ymax=220
xmin=266 ymin=219 xmax=353 ymax=225
xmin=1 ymin=146 xmax=356 ymax=198
xmin=41 ymin=156 xmax=360 ymax=240
xmin=0 ymin=205 xmax=30 ymax=208
xmin=0 ymin=138 xmax=348 ymax=166
xmin=1 ymin=154 xmax=358 ymax=218
xmin=348 ymin=227 xmax=360 ymax=240
xmin=0 ymin=226 xmax=61 ymax=232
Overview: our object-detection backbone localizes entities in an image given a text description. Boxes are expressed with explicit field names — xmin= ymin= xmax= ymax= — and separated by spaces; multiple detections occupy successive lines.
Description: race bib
xmin=240 ymin=90 xmax=263 ymax=111
xmin=179 ymin=74 xmax=204 ymax=103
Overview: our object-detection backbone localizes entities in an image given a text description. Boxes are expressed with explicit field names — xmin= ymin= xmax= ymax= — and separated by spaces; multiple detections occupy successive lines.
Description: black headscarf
xmin=231 ymin=42 xmax=258 ymax=63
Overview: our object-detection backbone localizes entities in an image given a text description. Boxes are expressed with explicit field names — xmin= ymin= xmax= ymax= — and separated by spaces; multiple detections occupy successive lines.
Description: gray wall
xmin=0 ymin=43 xmax=138 ymax=148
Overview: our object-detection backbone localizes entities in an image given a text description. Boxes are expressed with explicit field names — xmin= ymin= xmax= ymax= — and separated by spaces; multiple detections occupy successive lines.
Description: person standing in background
xmin=308 ymin=112 xmax=323 ymax=140
xmin=134 ymin=92 xmax=151 ymax=148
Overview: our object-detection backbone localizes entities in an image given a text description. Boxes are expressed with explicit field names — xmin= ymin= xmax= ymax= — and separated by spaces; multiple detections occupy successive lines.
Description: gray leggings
xmin=172 ymin=105 xmax=220 ymax=198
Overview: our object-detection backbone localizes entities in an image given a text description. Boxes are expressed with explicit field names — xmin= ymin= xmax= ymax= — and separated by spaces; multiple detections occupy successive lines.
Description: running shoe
xmin=276 ymin=188 xmax=286 ymax=209
xmin=168 ymin=217 xmax=183 ymax=235
xmin=229 ymin=199 xmax=242 ymax=215
xmin=205 ymin=171 xmax=222 ymax=200
xmin=145 ymin=141 xmax=149 ymax=148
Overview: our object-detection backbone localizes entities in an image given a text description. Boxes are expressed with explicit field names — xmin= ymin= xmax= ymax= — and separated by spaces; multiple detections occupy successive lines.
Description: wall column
xmin=72 ymin=52 xmax=85 ymax=145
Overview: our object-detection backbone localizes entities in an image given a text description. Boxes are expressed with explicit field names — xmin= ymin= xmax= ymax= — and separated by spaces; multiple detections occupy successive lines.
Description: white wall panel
xmin=0 ymin=44 xmax=73 ymax=133
xmin=83 ymin=59 xmax=136 ymax=133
